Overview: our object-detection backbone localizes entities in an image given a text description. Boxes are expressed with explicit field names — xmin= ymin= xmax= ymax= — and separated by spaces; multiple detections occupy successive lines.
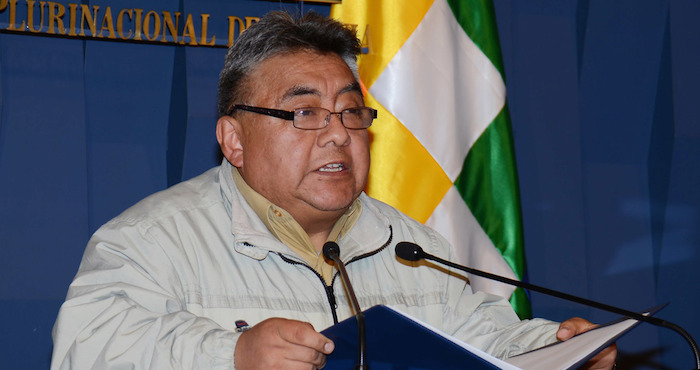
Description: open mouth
xmin=318 ymin=163 xmax=345 ymax=173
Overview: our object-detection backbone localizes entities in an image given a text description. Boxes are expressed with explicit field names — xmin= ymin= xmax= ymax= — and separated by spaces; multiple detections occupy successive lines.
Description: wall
xmin=496 ymin=1 xmax=700 ymax=368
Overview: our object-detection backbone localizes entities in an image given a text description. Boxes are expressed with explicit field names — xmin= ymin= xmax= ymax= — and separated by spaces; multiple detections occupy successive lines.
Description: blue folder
xmin=321 ymin=305 xmax=505 ymax=370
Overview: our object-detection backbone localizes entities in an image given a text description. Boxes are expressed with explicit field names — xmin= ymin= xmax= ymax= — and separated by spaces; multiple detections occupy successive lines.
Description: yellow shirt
xmin=231 ymin=167 xmax=361 ymax=285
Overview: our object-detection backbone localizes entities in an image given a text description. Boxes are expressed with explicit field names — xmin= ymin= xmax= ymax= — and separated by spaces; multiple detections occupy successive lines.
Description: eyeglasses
xmin=229 ymin=105 xmax=377 ymax=130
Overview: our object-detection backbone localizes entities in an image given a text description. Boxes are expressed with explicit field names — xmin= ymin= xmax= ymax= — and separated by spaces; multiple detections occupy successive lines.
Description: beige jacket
xmin=51 ymin=160 xmax=558 ymax=369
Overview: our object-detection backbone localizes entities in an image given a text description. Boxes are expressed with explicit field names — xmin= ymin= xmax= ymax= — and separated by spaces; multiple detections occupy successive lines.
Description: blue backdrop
xmin=1 ymin=1 xmax=698 ymax=369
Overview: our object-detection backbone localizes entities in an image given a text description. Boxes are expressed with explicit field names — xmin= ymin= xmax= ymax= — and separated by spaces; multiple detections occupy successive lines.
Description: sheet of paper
xmin=506 ymin=305 xmax=664 ymax=370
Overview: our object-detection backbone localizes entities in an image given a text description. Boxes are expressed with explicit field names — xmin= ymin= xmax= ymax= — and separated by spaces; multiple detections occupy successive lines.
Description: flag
xmin=332 ymin=0 xmax=532 ymax=318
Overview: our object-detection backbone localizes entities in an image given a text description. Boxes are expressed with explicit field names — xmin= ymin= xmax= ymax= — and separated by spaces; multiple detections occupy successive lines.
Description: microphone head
xmin=395 ymin=242 xmax=425 ymax=262
xmin=322 ymin=241 xmax=341 ymax=261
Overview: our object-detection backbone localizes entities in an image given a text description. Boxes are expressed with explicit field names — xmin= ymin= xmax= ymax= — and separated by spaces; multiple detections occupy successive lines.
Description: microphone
xmin=395 ymin=241 xmax=700 ymax=369
xmin=323 ymin=241 xmax=368 ymax=370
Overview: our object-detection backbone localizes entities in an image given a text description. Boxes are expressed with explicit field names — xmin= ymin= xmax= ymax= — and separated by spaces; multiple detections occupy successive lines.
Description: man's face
xmin=223 ymin=51 xmax=370 ymax=228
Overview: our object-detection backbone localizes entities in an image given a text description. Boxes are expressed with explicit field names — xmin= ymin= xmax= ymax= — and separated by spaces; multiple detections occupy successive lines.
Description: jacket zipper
xmin=277 ymin=254 xmax=341 ymax=324
xmin=344 ymin=225 xmax=393 ymax=265
xmin=251 ymin=225 xmax=394 ymax=326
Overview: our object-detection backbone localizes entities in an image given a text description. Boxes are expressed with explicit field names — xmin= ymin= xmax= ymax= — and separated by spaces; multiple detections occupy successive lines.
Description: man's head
xmin=217 ymin=11 xmax=361 ymax=118
xmin=215 ymin=12 xmax=372 ymax=236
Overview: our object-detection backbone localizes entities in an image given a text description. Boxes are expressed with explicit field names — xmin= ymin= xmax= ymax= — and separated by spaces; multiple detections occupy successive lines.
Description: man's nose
xmin=318 ymin=112 xmax=351 ymax=147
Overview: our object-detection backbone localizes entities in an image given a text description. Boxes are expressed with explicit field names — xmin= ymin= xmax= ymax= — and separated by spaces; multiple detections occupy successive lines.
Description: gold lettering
xmin=116 ymin=8 xmax=132 ymax=39
xmin=179 ymin=13 xmax=196 ymax=46
xmin=245 ymin=17 xmax=260 ymax=29
xmin=5 ymin=0 xmax=24 ymax=31
xmin=227 ymin=16 xmax=244 ymax=47
xmin=360 ymin=24 xmax=371 ymax=54
xmin=27 ymin=0 xmax=46 ymax=33
xmin=199 ymin=14 xmax=215 ymax=46
xmin=244 ymin=16 xmax=258 ymax=29
xmin=133 ymin=8 xmax=143 ymax=40
xmin=80 ymin=4 xmax=99 ymax=37
xmin=161 ymin=11 xmax=179 ymax=43
xmin=98 ymin=6 xmax=115 ymax=38
xmin=0 ymin=5 xmax=264 ymax=49
xmin=67 ymin=3 xmax=77 ymax=36
xmin=47 ymin=2 xmax=66 ymax=34
xmin=142 ymin=10 xmax=160 ymax=41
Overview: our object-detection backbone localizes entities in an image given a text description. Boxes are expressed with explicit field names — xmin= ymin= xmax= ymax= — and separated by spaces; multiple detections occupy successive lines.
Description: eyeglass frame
xmin=228 ymin=104 xmax=377 ymax=130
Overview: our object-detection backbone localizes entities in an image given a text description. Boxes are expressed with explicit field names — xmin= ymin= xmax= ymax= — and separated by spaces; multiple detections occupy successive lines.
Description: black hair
xmin=217 ymin=11 xmax=361 ymax=117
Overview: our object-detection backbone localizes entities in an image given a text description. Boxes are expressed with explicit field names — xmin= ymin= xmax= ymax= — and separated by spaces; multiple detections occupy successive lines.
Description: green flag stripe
xmin=446 ymin=0 xmax=505 ymax=77
xmin=454 ymin=107 xmax=532 ymax=319
xmin=456 ymin=108 xmax=523 ymax=275
xmin=510 ymin=286 xmax=533 ymax=320
xmin=447 ymin=0 xmax=531 ymax=319
xmin=455 ymin=107 xmax=531 ymax=318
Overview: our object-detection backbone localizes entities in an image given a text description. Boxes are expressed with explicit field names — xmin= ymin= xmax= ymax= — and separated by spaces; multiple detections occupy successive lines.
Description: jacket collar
xmin=217 ymin=160 xmax=392 ymax=262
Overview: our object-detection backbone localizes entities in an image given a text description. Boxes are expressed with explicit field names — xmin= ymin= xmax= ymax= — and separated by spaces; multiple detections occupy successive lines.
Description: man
xmin=52 ymin=11 xmax=615 ymax=369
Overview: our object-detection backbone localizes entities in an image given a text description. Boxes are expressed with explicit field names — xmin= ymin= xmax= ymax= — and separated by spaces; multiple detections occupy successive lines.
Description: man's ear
xmin=216 ymin=116 xmax=244 ymax=167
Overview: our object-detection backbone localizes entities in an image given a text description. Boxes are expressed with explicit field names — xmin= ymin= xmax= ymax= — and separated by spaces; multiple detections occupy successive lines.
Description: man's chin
xmin=312 ymin=202 xmax=354 ymax=213
xmin=307 ymin=196 xmax=357 ymax=213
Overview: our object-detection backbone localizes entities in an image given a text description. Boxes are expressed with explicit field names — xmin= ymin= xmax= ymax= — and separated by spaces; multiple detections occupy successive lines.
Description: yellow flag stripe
xmin=364 ymin=93 xmax=452 ymax=223
xmin=331 ymin=1 xmax=434 ymax=90
xmin=332 ymin=0 xmax=444 ymax=222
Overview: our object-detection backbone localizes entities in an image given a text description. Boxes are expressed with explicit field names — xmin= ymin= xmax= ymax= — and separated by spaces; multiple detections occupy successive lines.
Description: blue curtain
xmin=495 ymin=0 xmax=700 ymax=368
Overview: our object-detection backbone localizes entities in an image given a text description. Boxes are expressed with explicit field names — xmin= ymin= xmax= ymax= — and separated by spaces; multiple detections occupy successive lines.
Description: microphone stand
xmin=395 ymin=242 xmax=700 ymax=370
xmin=323 ymin=242 xmax=368 ymax=370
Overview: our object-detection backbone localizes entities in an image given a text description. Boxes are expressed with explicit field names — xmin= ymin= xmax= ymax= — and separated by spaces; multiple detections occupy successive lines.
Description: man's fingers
xmin=278 ymin=320 xmax=335 ymax=354
xmin=582 ymin=343 xmax=618 ymax=370
xmin=557 ymin=317 xmax=598 ymax=340
xmin=234 ymin=318 xmax=334 ymax=369
xmin=283 ymin=343 xmax=329 ymax=367
xmin=557 ymin=317 xmax=617 ymax=369
xmin=275 ymin=320 xmax=333 ymax=368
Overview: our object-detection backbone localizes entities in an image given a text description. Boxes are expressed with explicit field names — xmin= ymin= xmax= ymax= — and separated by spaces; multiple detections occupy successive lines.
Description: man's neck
xmin=230 ymin=166 xmax=360 ymax=253
xmin=295 ymin=211 xmax=345 ymax=252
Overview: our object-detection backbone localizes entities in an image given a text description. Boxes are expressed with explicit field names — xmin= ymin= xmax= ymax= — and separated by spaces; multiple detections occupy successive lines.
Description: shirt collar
xmin=231 ymin=167 xmax=362 ymax=284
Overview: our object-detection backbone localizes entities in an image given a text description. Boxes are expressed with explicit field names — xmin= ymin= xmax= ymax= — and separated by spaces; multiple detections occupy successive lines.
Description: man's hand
xmin=234 ymin=317 xmax=335 ymax=370
xmin=557 ymin=317 xmax=617 ymax=370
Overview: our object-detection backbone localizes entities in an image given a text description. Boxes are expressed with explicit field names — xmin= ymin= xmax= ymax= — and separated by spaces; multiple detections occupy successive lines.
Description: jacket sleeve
xmin=428 ymin=227 xmax=561 ymax=359
xmin=51 ymin=220 xmax=239 ymax=369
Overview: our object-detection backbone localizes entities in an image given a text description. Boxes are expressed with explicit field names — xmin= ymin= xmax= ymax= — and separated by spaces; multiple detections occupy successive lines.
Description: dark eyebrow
xmin=339 ymin=82 xmax=363 ymax=96
xmin=279 ymin=82 xmax=363 ymax=104
xmin=280 ymin=85 xmax=320 ymax=103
